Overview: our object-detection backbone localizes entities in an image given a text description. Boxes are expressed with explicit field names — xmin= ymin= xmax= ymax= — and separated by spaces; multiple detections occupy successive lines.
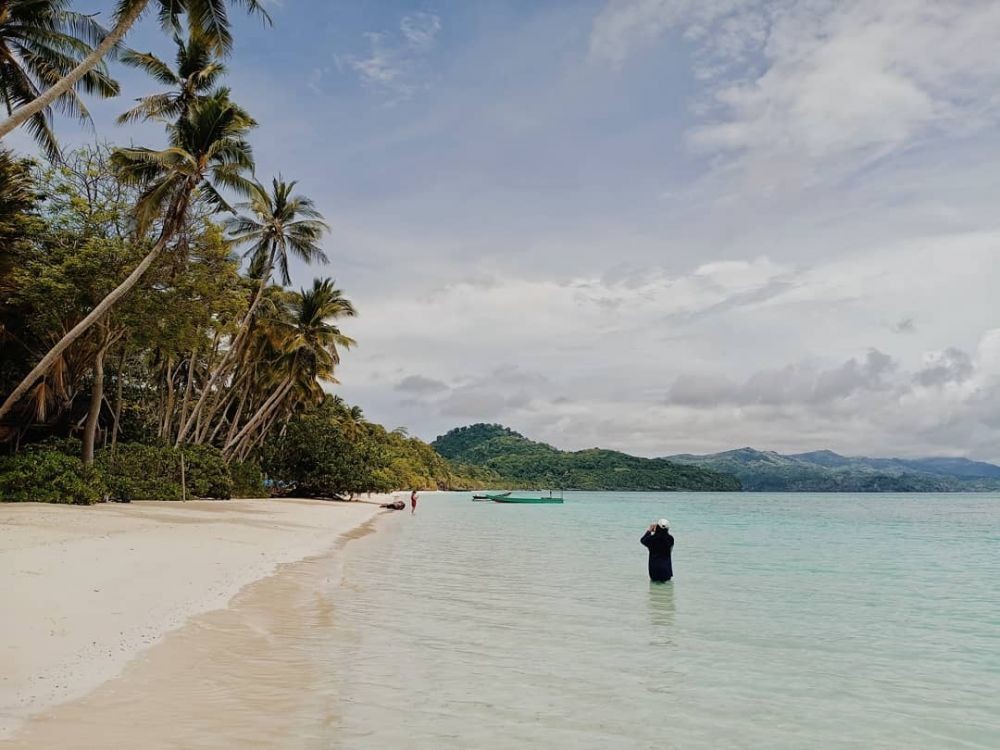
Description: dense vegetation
xmin=432 ymin=424 xmax=742 ymax=491
xmin=0 ymin=5 xmax=443 ymax=502
xmin=667 ymin=448 xmax=1000 ymax=492
xmin=263 ymin=399 xmax=496 ymax=498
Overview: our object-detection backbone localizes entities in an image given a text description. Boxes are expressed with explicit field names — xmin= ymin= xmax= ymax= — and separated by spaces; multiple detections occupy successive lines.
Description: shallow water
xmin=6 ymin=492 xmax=997 ymax=749
xmin=330 ymin=492 xmax=1000 ymax=749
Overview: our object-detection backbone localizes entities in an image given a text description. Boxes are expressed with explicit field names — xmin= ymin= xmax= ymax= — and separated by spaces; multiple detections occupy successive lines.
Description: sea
xmin=327 ymin=491 xmax=999 ymax=749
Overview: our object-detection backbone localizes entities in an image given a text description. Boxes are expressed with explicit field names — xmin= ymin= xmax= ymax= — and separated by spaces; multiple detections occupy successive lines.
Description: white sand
xmin=0 ymin=497 xmax=391 ymax=738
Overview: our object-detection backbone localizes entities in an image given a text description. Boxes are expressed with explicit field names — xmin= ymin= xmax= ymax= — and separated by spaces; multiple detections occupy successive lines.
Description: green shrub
xmin=98 ymin=443 xmax=182 ymax=501
xmin=230 ymin=460 xmax=265 ymax=497
xmin=0 ymin=449 xmax=105 ymax=504
xmin=1 ymin=441 xmax=239 ymax=504
xmin=180 ymin=444 xmax=232 ymax=499
xmin=97 ymin=443 xmax=232 ymax=501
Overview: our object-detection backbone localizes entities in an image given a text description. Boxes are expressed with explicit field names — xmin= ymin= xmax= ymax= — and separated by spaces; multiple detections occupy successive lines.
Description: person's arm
xmin=641 ymin=529 xmax=654 ymax=547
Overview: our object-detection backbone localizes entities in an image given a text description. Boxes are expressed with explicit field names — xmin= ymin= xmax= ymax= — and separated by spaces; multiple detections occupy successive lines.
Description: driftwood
xmin=380 ymin=500 xmax=406 ymax=510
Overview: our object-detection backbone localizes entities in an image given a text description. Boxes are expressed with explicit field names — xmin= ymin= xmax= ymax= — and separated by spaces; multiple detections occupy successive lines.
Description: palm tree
xmin=0 ymin=0 xmax=269 ymax=143
xmin=227 ymin=177 xmax=330 ymax=320
xmin=223 ymin=278 xmax=355 ymax=459
xmin=117 ymin=31 xmax=224 ymax=124
xmin=0 ymin=89 xmax=256 ymax=422
xmin=0 ymin=0 xmax=119 ymax=158
xmin=175 ymin=177 xmax=329 ymax=445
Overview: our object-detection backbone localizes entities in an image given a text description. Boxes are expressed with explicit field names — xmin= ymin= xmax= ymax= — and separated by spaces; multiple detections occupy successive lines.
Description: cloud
xmin=400 ymin=12 xmax=442 ymax=52
xmin=914 ymin=348 xmax=973 ymax=387
xmin=591 ymin=1 xmax=1000 ymax=180
xmin=395 ymin=375 xmax=449 ymax=395
xmin=341 ymin=12 xmax=441 ymax=102
xmin=397 ymin=367 xmax=547 ymax=420
xmin=668 ymin=349 xmax=897 ymax=407
xmin=338 ymin=221 xmax=1000 ymax=460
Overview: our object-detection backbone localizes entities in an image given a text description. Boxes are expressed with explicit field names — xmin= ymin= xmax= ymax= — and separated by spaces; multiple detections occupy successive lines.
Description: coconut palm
xmin=223 ymin=278 xmax=355 ymax=459
xmin=0 ymin=0 xmax=269 ymax=143
xmin=0 ymin=0 xmax=119 ymax=158
xmin=0 ymin=89 xmax=256 ymax=422
xmin=175 ymin=177 xmax=329 ymax=445
xmin=117 ymin=31 xmax=224 ymax=124
xmin=227 ymin=177 xmax=329 ymax=317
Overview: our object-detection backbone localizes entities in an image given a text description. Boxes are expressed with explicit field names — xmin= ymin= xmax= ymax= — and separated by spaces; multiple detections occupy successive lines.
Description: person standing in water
xmin=641 ymin=519 xmax=674 ymax=582
xmin=410 ymin=489 xmax=418 ymax=514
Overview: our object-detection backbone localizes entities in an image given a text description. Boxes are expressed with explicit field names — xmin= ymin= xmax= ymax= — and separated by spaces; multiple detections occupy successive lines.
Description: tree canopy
xmin=432 ymin=424 xmax=742 ymax=491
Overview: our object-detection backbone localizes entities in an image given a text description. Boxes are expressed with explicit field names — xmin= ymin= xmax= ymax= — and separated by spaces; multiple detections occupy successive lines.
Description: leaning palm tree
xmin=0 ymin=0 xmax=119 ymax=157
xmin=0 ymin=89 xmax=256 ymax=422
xmin=223 ymin=278 xmax=356 ymax=460
xmin=174 ymin=177 xmax=329 ymax=445
xmin=117 ymin=31 xmax=224 ymax=124
xmin=0 ymin=0 xmax=269 ymax=142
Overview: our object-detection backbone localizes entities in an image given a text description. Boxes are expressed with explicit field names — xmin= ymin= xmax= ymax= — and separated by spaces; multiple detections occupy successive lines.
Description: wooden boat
xmin=472 ymin=491 xmax=510 ymax=500
xmin=484 ymin=492 xmax=563 ymax=505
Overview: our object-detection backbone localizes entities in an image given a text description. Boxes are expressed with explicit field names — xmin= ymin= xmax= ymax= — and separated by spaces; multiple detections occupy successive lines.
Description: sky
xmin=12 ymin=0 xmax=1000 ymax=459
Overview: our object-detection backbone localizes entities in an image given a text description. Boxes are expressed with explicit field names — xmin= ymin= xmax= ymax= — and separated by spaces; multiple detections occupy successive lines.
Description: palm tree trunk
xmin=160 ymin=357 xmax=176 ymax=440
xmin=231 ymin=393 xmax=286 ymax=462
xmin=110 ymin=346 xmax=126 ymax=457
xmin=223 ymin=379 xmax=291 ymax=457
xmin=176 ymin=346 xmax=198 ymax=442
xmin=176 ymin=267 xmax=271 ymax=447
xmin=229 ymin=263 xmax=272 ymax=357
xmin=0 ymin=192 xmax=188 ymax=424
xmin=81 ymin=334 xmax=109 ymax=466
xmin=176 ymin=357 xmax=221 ymax=445
xmin=221 ymin=377 xmax=252 ymax=445
xmin=0 ymin=0 xmax=149 ymax=141
xmin=237 ymin=419 xmax=274 ymax=462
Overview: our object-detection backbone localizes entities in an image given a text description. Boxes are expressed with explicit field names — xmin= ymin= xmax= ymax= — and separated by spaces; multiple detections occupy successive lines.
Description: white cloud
xmin=591 ymin=1 xmax=1000 ymax=179
xmin=341 ymin=13 xmax=442 ymax=102
xmin=338 ymin=223 xmax=1000 ymax=460
xmin=400 ymin=12 xmax=442 ymax=52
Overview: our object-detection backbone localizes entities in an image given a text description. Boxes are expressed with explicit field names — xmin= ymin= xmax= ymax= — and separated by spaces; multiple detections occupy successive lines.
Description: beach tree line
xmin=0 ymin=1 xmax=483 ymax=501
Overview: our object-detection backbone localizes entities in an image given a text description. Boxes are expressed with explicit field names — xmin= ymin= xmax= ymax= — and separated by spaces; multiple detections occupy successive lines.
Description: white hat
xmin=657 ymin=518 xmax=670 ymax=529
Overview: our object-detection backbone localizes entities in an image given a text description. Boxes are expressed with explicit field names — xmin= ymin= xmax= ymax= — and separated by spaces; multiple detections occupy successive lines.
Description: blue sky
xmin=14 ymin=0 xmax=1000 ymax=458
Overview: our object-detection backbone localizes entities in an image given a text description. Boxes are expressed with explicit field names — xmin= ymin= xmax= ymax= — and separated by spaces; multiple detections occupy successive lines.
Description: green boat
xmin=484 ymin=492 xmax=564 ymax=504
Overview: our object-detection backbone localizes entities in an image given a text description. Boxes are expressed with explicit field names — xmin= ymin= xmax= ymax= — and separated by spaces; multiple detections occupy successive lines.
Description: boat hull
xmin=488 ymin=496 xmax=563 ymax=504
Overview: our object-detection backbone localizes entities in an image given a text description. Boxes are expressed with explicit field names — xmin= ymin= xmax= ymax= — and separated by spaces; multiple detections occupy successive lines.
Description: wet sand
xmin=0 ymin=497 xmax=394 ymax=743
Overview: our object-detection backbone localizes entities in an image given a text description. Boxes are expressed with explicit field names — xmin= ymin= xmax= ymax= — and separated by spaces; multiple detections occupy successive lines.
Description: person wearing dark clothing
xmin=641 ymin=518 xmax=674 ymax=582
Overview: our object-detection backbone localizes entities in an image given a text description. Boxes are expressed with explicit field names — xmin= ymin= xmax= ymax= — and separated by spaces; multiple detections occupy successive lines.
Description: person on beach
xmin=641 ymin=519 xmax=674 ymax=582
xmin=410 ymin=489 xmax=418 ymax=514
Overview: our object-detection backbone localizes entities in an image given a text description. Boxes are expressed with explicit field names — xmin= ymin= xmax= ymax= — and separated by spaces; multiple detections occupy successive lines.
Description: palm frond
xmin=119 ymin=49 xmax=180 ymax=85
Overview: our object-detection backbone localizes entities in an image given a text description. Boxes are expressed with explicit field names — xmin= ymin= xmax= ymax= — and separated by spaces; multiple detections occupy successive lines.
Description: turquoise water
xmin=329 ymin=492 xmax=1000 ymax=748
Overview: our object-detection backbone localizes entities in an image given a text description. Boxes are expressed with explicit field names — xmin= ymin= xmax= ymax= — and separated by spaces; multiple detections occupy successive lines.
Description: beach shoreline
xmin=0 ymin=496 xmax=398 ymax=740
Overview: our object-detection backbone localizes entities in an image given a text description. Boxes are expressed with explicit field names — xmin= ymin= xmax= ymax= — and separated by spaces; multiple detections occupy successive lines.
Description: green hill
xmin=431 ymin=424 xmax=741 ymax=491
xmin=667 ymin=447 xmax=1000 ymax=492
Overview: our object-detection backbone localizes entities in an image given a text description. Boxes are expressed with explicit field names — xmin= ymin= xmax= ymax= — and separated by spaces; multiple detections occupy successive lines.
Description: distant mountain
xmin=432 ymin=424 xmax=741 ymax=491
xmin=668 ymin=448 xmax=1000 ymax=492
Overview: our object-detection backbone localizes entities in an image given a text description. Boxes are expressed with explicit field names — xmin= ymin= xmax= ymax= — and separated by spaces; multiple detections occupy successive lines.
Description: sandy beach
xmin=0 ymin=497 xmax=392 ymax=742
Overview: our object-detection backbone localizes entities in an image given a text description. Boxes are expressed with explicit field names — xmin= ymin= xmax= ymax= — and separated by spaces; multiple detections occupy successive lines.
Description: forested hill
xmin=431 ymin=424 xmax=741 ymax=491
xmin=667 ymin=448 xmax=1000 ymax=492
